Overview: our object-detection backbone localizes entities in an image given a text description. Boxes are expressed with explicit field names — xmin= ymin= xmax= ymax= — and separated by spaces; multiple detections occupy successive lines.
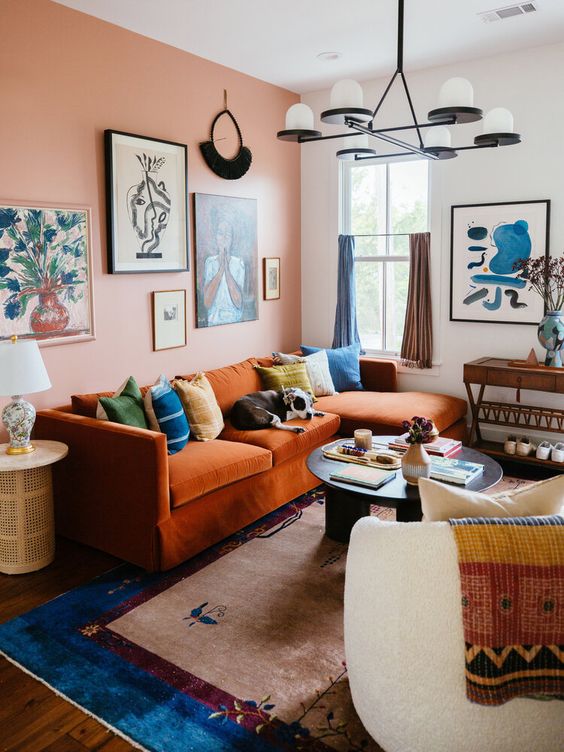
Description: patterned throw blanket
xmin=449 ymin=515 xmax=563 ymax=706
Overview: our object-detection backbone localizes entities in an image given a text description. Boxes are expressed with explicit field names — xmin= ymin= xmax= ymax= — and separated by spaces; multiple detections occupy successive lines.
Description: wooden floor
xmin=0 ymin=538 xmax=137 ymax=752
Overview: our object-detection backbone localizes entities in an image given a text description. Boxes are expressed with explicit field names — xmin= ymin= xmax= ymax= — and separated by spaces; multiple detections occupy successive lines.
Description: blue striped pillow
xmin=145 ymin=375 xmax=190 ymax=455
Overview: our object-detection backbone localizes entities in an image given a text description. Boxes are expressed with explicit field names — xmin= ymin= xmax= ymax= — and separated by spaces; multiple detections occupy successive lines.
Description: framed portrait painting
xmin=0 ymin=201 xmax=95 ymax=346
xmin=450 ymin=200 xmax=550 ymax=325
xmin=194 ymin=193 xmax=258 ymax=328
xmin=152 ymin=290 xmax=186 ymax=351
xmin=105 ymin=130 xmax=189 ymax=274
xmin=263 ymin=257 xmax=280 ymax=300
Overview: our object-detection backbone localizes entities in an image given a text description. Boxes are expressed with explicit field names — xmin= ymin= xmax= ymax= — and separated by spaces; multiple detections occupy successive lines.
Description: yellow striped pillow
xmin=254 ymin=362 xmax=315 ymax=398
xmin=173 ymin=373 xmax=224 ymax=441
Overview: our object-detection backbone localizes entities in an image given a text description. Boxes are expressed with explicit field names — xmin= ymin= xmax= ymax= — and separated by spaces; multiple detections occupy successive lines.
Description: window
xmin=341 ymin=158 xmax=429 ymax=355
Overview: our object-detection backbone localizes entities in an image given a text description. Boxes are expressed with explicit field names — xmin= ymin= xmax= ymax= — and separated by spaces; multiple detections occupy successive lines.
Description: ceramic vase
xmin=537 ymin=310 xmax=564 ymax=368
xmin=402 ymin=442 xmax=431 ymax=486
xmin=30 ymin=292 xmax=70 ymax=335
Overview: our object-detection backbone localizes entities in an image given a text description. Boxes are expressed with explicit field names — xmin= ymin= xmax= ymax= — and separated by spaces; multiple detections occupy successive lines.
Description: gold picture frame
xmin=263 ymin=257 xmax=280 ymax=300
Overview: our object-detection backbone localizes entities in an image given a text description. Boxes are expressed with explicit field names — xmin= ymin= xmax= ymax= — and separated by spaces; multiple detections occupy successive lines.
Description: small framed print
xmin=263 ymin=257 xmax=280 ymax=300
xmin=152 ymin=290 xmax=186 ymax=351
xmin=105 ymin=130 xmax=189 ymax=274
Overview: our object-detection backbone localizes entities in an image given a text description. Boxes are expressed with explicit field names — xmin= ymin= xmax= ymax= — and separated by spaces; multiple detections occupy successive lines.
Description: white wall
xmin=301 ymin=41 xmax=564 ymax=437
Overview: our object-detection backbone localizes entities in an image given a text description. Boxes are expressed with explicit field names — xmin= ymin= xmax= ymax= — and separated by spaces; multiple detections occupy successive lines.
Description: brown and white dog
xmin=231 ymin=387 xmax=324 ymax=433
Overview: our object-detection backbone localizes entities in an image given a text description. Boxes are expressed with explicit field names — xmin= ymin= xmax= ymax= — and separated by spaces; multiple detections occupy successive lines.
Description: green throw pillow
xmin=255 ymin=362 xmax=315 ymax=397
xmin=98 ymin=376 xmax=148 ymax=429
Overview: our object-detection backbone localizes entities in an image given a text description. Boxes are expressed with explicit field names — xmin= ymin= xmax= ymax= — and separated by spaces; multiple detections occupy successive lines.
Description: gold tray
xmin=321 ymin=439 xmax=402 ymax=470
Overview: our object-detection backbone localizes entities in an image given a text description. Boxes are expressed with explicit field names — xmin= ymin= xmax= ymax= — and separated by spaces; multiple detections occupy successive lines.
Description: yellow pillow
xmin=173 ymin=373 xmax=224 ymax=441
xmin=254 ymin=362 xmax=315 ymax=397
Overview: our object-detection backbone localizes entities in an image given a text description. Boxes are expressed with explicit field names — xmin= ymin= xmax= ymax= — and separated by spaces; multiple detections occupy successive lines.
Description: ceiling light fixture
xmin=277 ymin=0 xmax=521 ymax=161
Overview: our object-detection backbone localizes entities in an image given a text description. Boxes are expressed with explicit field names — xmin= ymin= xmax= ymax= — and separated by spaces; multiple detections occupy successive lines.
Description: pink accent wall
xmin=0 ymin=0 xmax=300 ymax=432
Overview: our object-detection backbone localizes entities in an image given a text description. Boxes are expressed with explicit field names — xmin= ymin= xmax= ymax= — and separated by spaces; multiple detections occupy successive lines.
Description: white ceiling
xmin=54 ymin=0 xmax=564 ymax=93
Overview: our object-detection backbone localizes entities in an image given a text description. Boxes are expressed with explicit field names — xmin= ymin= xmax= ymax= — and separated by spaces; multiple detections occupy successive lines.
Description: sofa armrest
xmin=34 ymin=409 xmax=170 ymax=570
xmin=360 ymin=357 xmax=397 ymax=392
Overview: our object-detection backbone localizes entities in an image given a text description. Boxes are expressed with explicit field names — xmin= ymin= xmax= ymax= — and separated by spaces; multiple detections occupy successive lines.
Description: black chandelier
xmin=277 ymin=0 xmax=521 ymax=161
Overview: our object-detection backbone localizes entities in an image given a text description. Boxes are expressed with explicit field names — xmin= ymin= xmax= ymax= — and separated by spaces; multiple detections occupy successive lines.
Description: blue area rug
xmin=0 ymin=490 xmax=380 ymax=752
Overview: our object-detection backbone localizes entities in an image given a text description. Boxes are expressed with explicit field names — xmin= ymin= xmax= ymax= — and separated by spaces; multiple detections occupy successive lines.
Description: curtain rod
xmin=350 ymin=232 xmax=413 ymax=237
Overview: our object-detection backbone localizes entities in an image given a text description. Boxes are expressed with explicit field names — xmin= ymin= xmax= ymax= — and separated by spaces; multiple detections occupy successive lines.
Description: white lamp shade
xmin=346 ymin=134 xmax=370 ymax=149
xmin=285 ymin=103 xmax=315 ymax=130
xmin=330 ymin=79 xmax=364 ymax=108
xmin=0 ymin=339 xmax=51 ymax=396
xmin=483 ymin=107 xmax=514 ymax=133
xmin=424 ymin=126 xmax=452 ymax=148
xmin=438 ymin=77 xmax=474 ymax=108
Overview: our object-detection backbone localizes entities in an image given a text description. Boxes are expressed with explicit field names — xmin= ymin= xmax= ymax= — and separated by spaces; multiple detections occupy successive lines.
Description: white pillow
xmin=272 ymin=350 xmax=336 ymax=396
xmin=419 ymin=475 xmax=564 ymax=522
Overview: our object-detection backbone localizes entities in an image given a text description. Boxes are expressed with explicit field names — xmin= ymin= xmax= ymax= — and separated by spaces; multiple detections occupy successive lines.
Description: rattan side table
xmin=0 ymin=440 xmax=68 ymax=574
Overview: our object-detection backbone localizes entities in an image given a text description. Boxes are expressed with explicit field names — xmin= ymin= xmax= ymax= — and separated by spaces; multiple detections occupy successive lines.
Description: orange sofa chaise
xmin=34 ymin=355 xmax=466 ymax=571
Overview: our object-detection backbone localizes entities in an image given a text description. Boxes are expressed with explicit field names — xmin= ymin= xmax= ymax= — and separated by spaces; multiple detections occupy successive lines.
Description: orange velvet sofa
xmin=34 ymin=355 xmax=467 ymax=571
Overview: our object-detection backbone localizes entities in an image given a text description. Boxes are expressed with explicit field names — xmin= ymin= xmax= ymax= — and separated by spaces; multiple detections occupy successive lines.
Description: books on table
xmin=430 ymin=457 xmax=484 ymax=485
xmin=329 ymin=464 xmax=396 ymax=490
xmin=387 ymin=434 xmax=462 ymax=457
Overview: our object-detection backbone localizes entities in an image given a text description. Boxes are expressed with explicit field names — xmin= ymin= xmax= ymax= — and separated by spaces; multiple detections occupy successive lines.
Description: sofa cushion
xmin=255 ymin=362 xmax=315 ymax=396
xmin=301 ymin=344 xmax=363 ymax=391
xmin=220 ymin=412 xmax=340 ymax=465
xmin=176 ymin=358 xmax=262 ymax=417
xmin=97 ymin=376 xmax=148 ymax=429
xmin=72 ymin=384 xmax=151 ymax=418
xmin=174 ymin=373 xmax=224 ymax=441
xmin=168 ymin=440 xmax=272 ymax=509
xmin=314 ymin=391 xmax=467 ymax=436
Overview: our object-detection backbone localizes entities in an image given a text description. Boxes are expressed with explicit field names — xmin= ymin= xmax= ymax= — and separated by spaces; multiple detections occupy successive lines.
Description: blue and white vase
xmin=537 ymin=310 xmax=564 ymax=368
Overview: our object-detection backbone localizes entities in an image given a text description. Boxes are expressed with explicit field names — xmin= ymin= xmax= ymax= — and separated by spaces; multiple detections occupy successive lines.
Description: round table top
xmin=0 ymin=440 xmax=68 ymax=470
xmin=307 ymin=436 xmax=503 ymax=507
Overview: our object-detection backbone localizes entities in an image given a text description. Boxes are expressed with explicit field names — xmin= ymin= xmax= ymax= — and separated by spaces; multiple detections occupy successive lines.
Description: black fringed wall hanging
xmin=200 ymin=91 xmax=252 ymax=180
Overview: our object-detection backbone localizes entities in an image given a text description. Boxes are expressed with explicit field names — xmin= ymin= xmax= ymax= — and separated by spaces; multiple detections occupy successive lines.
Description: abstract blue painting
xmin=450 ymin=201 xmax=550 ymax=325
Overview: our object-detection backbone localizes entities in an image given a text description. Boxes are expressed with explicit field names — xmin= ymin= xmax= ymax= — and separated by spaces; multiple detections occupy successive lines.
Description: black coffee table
xmin=306 ymin=436 xmax=503 ymax=543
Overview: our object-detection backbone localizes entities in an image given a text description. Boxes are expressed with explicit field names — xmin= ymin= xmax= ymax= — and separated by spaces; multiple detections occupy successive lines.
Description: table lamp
xmin=0 ymin=335 xmax=51 ymax=455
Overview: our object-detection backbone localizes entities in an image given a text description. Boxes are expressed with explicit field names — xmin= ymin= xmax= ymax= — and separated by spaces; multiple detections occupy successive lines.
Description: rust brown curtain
xmin=400 ymin=232 xmax=433 ymax=369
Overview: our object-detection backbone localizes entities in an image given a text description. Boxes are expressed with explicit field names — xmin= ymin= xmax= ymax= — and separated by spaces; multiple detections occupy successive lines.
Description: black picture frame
xmin=450 ymin=199 xmax=550 ymax=325
xmin=105 ymin=129 xmax=189 ymax=274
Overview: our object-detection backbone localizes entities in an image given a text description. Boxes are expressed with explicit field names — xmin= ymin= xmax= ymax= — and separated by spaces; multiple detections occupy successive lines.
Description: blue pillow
xmin=145 ymin=375 xmax=190 ymax=454
xmin=300 ymin=344 xmax=363 ymax=391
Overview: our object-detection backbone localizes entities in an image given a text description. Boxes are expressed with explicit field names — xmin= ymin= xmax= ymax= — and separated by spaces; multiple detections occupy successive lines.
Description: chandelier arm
xmin=400 ymin=72 xmax=424 ymax=148
xmin=349 ymin=121 xmax=439 ymax=159
xmin=297 ymin=130 xmax=359 ymax=143
xmin=397 ymin=0 xmax=405 ymax=71
xmin=371 ymin=69 xmax=399 ymax=122
xmin=454 ymin=144 xmax=499 ymax=151
xmin=354 ymin=151 xmax=414 ymax=161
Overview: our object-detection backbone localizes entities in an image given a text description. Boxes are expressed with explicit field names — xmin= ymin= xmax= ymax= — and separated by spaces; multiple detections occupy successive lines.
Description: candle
xmin=354 ymin=429 xmax=373 ymax=451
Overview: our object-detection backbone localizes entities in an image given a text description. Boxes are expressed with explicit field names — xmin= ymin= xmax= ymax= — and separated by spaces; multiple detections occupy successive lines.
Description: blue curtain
xmin=332 ymin=234 xmax=361 ymax=349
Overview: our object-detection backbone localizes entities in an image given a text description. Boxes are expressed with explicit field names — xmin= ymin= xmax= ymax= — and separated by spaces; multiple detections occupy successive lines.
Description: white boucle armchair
xmin=344 ymin=517 xmax=562 ymax=752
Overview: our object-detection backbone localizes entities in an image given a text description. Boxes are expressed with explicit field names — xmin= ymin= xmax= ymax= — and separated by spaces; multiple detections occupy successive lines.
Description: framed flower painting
xmin=0 ymin=202 xmax=95 ymax=345
xmin=450 ymin=200 xmax=550 ymax=325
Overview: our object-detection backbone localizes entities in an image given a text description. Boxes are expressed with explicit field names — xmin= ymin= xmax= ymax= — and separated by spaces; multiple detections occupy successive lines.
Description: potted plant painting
xmin=0 ymin=204 xmax=94 ymax=343
xmin=514 ymin=256 xmax=564 ymax=367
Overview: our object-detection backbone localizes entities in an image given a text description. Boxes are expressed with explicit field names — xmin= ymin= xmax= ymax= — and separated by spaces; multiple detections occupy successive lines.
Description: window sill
xmin=362 ymin=350 xmax=441 ymax=377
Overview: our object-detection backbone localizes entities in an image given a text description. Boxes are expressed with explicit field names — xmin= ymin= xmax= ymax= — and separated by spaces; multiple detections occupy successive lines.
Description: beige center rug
xmin=0 ymin=478 xmax=528 ymax=752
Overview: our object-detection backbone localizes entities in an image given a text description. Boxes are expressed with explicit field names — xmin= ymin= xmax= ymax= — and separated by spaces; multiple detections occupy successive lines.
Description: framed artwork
xmin=450 ymin=200 xmax=550 ymax=325
xmin=263 ymin=257 xmax=280 ymax=300
xmin=105 ymin=130 xmax=189 ymax=274
xmin=194 ymin=193 xmax=258 ymax=328
xmin=152 ymin=289 xmax=186 ymax=351
xmin=0 ymin=201 xmax=95 ymax=346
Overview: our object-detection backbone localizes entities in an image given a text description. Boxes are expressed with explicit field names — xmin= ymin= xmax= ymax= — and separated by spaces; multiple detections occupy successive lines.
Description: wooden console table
xmin=463 ymin=357 xmax=564 ymax=472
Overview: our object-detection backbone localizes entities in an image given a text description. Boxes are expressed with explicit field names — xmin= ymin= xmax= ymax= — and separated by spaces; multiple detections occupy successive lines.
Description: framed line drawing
xmin=0 ymin=201 xmax=95 ymax=346
xmin=194 ymin=193 xmax=258 ymax=328
xmin=152 ymin=289 xmax=186 ymax=351
xmin=105 ymin=130 xmax=189 ymax=274
xmin=263 ymin=257 xmax=280 ymax=300
xmin=450 ymin=200 xmax=550 ymax=325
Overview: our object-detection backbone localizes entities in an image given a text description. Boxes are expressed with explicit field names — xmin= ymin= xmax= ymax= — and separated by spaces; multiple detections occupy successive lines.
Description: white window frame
xmin=340 ymin=155 xmax=430 ymax=358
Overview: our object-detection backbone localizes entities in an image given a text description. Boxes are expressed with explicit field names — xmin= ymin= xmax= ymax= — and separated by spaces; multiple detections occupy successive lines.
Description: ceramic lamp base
xmin=2 ymin=396 xmax=36 ymax=455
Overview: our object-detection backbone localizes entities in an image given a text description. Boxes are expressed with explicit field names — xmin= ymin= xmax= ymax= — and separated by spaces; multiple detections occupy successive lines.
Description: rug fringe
xmin=0 ymin=649 xmax=150 ymax=752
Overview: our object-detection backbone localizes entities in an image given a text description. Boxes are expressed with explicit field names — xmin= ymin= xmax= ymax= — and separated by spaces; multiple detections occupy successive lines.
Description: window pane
xmin=389 ymin=160 xmax=428 ymax=235
xmin=355 ymin=261 xmax=383 ymax=351
xmin=389 ymin=233 xmax=409 ymax=257
xmin=350 ymin=164 xmax=386 ymax=236
xmin=385 ymin=261 xmax=409 ymax=353
xmin=353 ymin=234 xmax=387 ymax=257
